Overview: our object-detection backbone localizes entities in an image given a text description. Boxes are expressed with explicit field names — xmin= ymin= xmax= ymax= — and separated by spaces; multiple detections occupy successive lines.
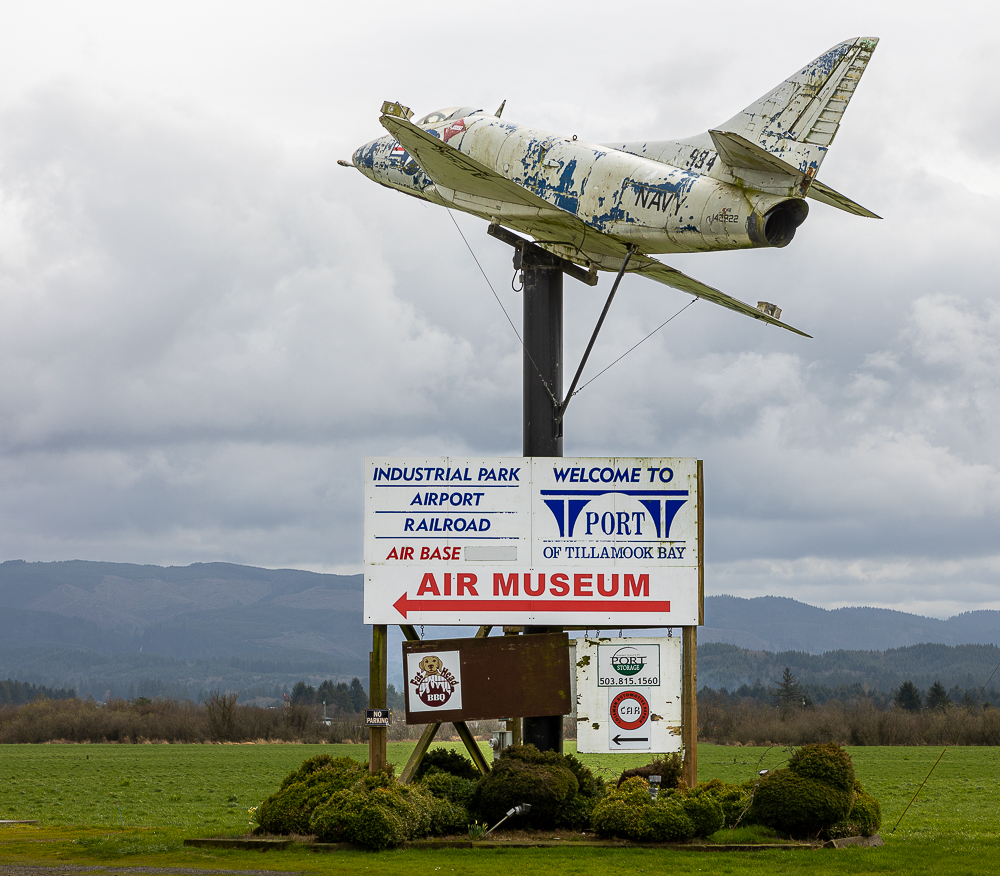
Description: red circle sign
xmin=610 ymin=690 xmax=650 ymax=730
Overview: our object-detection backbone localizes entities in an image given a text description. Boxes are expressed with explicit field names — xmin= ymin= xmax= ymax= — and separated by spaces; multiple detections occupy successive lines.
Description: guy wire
xmin=572 ymin=299 xmax=697 ymax=396
xmin=447 ymin=210 xmax=558 ymax=405
xmin=892 ymin=747 xmax=947 ymax=833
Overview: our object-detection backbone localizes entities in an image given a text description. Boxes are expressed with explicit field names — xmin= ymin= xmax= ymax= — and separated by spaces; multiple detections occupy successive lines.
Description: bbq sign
xmin=405 ymin=650 xmax=462 ymax=713
xmin=364 ymin=457 xmax=702 ymax=626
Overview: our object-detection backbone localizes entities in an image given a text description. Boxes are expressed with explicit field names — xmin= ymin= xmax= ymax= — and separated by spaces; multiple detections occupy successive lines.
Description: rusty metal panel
xmin=402 ymin=632 xmax=570 ymax=724
xmin=576 ymin=636 xmax=682 ymax=753
xmin=363 ymin=456 xmax=702 ymax=627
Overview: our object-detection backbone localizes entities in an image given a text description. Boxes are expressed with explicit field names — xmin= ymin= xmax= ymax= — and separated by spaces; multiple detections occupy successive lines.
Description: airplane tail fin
xmin=715 ymin=36 xmax=878 ymax=172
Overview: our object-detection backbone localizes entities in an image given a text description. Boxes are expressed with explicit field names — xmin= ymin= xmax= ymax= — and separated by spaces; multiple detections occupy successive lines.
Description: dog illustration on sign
xmin=411 ymin=654 xmax=459 ymax=708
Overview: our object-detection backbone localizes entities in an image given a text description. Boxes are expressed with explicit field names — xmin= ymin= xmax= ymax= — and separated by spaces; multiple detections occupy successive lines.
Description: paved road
xmin=0 ymin=867 xmax=300 ymax=876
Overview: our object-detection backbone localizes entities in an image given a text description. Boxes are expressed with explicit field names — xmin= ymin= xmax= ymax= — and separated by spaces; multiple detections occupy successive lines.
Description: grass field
xmin=1 ymin=741 xmax=998 ymax=874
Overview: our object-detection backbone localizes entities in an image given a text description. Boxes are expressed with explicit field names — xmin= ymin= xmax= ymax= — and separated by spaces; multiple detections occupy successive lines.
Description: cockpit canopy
xmin=414 ymin=106 xmax=480 ymax=127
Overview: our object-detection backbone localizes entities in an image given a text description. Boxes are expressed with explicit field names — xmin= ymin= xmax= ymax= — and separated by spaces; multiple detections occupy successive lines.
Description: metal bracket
xmin=487 ymin=222 xmax=598 ymax=286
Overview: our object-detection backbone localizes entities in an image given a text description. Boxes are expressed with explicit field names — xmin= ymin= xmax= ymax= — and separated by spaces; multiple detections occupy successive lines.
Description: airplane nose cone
xmin=352 ymin=140 xmax=377 ymax=176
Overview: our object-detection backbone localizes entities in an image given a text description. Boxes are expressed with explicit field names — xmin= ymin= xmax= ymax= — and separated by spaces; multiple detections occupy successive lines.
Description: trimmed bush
xmin=309 ymin=782 xmax=436 ymax=850
xmin=471 ymin=744 xmax=603 ymax=829
xmin=827 ymin=780 xmax=882 ymax=839
xmin=427 ymin=796 xmax=472 ymax=836
xmin=591 ymin=777 xmax=696 ymax=842
xmin=787 ymin=743 xmax=855 ymax=791
xmin=414 ymin=747 xmax=479 ymax=781
xmin=277 ymin=755 xmax=367 ymax=791
xmin=256 ymin=756 xmax=370 ymax=835
xmin=418 ymin=770 xmax=477 ymax=807
xmin=750 ymin=770 xmax=853 ymax=837
xmin=417 ymin=770 xmax=476 ymax=836
xmin=697 ymin=778 xmax=755 ymax=828
xmin=474 ymin=748 xmax=578 ymax=828
xmin=679 ymin=790 xmax=725 ymax=837
xmin=591 ymin=777 xmax=652 ymax=839
xmin=646 ymin=800 xmax=696 ymax=842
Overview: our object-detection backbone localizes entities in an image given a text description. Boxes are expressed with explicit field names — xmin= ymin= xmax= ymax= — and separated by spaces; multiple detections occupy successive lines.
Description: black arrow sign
xmin=612 ymin=734 xmax=649 ymax=745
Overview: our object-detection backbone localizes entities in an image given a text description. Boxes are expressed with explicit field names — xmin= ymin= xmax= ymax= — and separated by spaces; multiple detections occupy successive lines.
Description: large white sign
xmin=364 ymin=457 xmax=701 ymax=626
xmin=576 ymin=637 xmax=682 ymax=753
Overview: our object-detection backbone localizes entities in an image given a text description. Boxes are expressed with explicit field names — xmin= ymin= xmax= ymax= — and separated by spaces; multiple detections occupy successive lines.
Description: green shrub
xmin=591 ymin=777 xmax=652 ymax=839
xmin=788 ymin=743 xmax=855 ymax=792
xmin=414 ymin=747 xmax=479 ymax=781
xmin=679 ymin=790 xmax=725 ymax=837
xmin=427 ymin=796 xmax=472 ymax=836
xmin=697 ymin=778 xmax=755 ymax=828
xmin=471 ymin=744 xmax=601 ymax=829
xmin=827 ymin=781 xmax=882 ymax=839
xmin=308 ymin=782 xmax=436 ymax=850
xmin=473 ymin=746 xmax=578 ymax=828
xmin=418 ymin=770 xmax=477 ymax=807
xmin=646 ymin=800 xmax=696 ymax=842
xmin=750 ymin=770 xmax=853 ymax=837
xmin=256 ymin=756 xmax=369 ymax=835
xmin=591 ymin=777 xmax=695 ymax=842
xmin=277 ymin=755 xmax=366 ymax=790
xmin=564 ymin=752 xmax=605 ymax=799
xmin=617 ymin=754 xmax=683 ymax=789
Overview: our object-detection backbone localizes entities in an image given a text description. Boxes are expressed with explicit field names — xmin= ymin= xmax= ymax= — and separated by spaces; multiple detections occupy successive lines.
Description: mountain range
xmin=1 ymin=559 xmax=998 ymax=700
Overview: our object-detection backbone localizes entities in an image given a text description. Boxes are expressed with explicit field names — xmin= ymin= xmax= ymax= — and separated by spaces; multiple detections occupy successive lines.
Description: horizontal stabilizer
xmin=630 ymin=257 xmax=812 ymax=338
xmin=807 ymin=180 xmax=881 ymax=218
xmin=709 ymin=130 xmax=805 ymax=177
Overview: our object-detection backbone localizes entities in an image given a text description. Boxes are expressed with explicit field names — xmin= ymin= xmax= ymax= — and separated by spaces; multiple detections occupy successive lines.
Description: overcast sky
xmin=0 ymin=1 xmax=997 ymax=618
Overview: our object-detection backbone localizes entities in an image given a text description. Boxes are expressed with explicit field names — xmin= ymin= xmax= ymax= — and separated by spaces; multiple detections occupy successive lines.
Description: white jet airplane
xmin=344 ymin=37 xmax=880 ymax=338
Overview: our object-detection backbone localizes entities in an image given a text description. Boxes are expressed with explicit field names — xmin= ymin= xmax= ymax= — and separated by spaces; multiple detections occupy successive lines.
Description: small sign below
xmin=576 ymin=636 xmax=682 ymax=753
xmin=365 ymin=709 xmax=391 ymax=726
xmin=402 ymin=632 xmax=570 ymax=724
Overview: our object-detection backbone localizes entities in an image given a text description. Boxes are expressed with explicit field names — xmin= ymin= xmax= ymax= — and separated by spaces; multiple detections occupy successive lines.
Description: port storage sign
xmin=364 ymin=457 xmax=702 ymax=626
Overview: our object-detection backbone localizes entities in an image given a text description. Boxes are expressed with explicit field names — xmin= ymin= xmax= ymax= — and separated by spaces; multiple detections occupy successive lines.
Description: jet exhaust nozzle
xmin=748 ymin=199 xmax=809 ymax=248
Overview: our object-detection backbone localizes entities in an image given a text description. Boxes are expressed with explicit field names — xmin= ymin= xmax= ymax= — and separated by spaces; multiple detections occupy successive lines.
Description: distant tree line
xmin=288 ymin=678 xmax=405 ymax=714
xmin=698 ymin=668 xmax=1000 ymax=746
xmin=700 ymin=674 xmax=999 ymax=710
xmin=0 ymin=678 xmax=76 ymax=707
xmin=698 ymin=641 xmax=1000 ymax=699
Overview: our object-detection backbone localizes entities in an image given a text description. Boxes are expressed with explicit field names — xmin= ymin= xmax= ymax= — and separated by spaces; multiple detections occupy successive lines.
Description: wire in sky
xmin=572 ymin=299 xmax=697 ymax=396
xmin=446 ymin=211 xmax=557 ymax=404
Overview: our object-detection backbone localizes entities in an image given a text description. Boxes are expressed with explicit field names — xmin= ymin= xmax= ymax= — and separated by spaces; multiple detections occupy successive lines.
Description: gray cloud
xmin=0 ymin=3 xmax=998 ymax=618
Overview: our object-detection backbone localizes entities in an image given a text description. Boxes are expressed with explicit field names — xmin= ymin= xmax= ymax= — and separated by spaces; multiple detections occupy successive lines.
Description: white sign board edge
xmin=364 ymin=456 xmax=701 ymax=627
xmin=575 ymin=636 xmax=682 ymax=754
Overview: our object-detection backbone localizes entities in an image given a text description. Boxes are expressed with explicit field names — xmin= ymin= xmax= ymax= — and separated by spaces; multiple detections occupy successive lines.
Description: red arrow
xmin=392 ymin=592 xmax=669 ymax=618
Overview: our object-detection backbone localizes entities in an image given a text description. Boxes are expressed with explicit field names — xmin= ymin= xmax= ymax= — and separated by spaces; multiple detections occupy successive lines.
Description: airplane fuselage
xmin=352 ymin=112 xmax=807 ymax=268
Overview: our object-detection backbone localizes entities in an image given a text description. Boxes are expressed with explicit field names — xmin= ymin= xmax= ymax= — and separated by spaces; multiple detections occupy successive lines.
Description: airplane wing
xmin=628 ymin=256 xmax=813 ymax=337
xmin=381 ymin=105 xmax=811 ymax=338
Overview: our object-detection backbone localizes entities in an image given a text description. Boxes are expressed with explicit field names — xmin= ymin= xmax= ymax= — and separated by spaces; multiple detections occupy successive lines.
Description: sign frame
xmin=364 ymin=456 xmax=703 ymax=628
xmin=402 ymin=632 xmax=571 ymax=725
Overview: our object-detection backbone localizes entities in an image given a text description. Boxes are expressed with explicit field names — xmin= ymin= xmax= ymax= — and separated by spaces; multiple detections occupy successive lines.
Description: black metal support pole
xmin=522 ymin=256 xmax=563 ymax=456
xmin=520 ymin=246 xmax=564 ymax=753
